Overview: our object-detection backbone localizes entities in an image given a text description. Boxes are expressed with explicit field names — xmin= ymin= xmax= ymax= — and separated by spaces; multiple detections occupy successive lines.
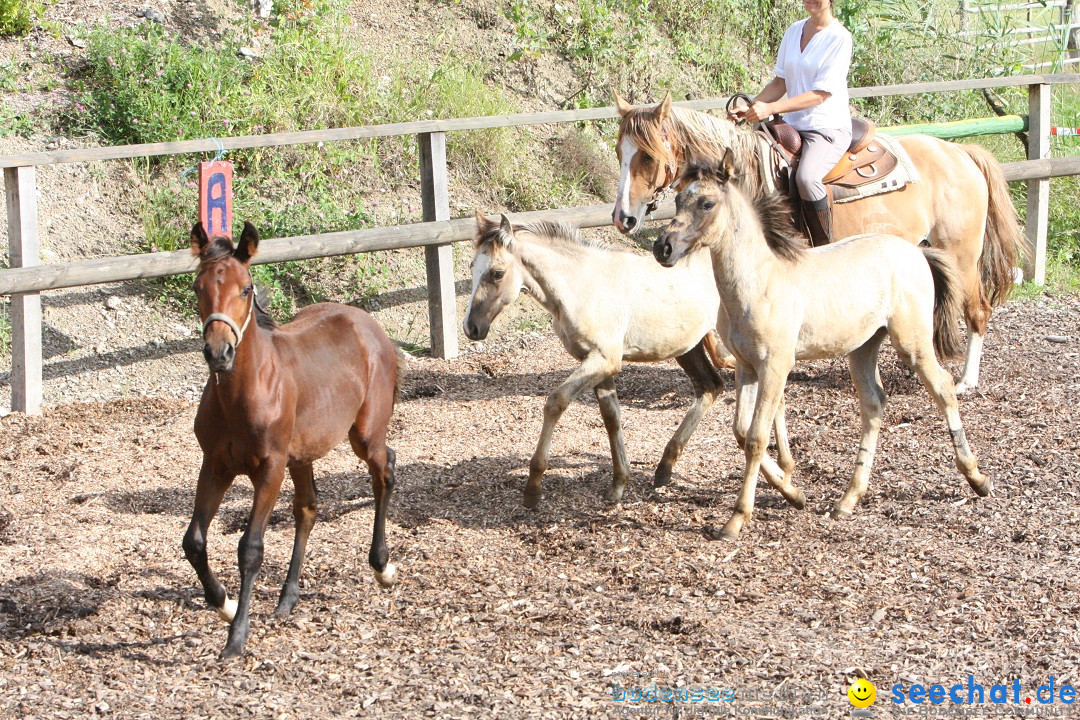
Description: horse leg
xmin=898 ymin=341 xmax=991 ymax=497
xmin=767 ymin=396 xmax=807 ymax=509
xmin=956 ymin=269 xmax=991 ymax=393
xmin=273 ymin=461 xmax=318 ymax=619
xmin=592 ymin=377 xmax=631 ymax=503
xmin=219 ymin=457 xmax=287 ymax=660
xmin=654 ymin=340 xmax=724 ymax=488
xmin=182 ymin=460 xmax=237 ymax=623
xmin=832 ymin=332 xmax=888 ymax=519
xmin=731 ymin=364 xmax=803 ymax=507
xmin=720 ymin=363 xmax=788 ymax=539
xmin=349 ymin=426 xmax=399 ymax=588
xmin=955 ymin=328 xmax=985 ymax=394
xmin=525 ymin=353 xmax=618 ymax=508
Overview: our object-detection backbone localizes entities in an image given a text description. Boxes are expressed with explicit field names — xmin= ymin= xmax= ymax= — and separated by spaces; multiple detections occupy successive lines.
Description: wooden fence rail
xmin=2 ymin=74 xmax=1079 ymax=414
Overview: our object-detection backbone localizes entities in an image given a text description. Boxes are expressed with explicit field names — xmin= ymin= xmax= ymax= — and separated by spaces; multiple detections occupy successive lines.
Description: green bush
xmin=0 ymin=0 xmax=35 ymax=37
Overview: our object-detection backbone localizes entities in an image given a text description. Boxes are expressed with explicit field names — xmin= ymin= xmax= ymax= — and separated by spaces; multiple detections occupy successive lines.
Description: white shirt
xmin=773 ymin=18 xmax=853 ymax=133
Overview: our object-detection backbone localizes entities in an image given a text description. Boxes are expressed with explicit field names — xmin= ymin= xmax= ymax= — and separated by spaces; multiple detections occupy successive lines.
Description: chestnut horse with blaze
xmin=612 ymin=93 xmax=1029 ymax=393
xmin=183 ymin=221 xmax=401 ymax=659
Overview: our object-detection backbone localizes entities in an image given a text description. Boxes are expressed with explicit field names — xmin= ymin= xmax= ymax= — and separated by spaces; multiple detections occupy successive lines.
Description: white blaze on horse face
xmin=614 ymin=136 xmax=642 ymax=230
xmin=464 ymin=251 xmax=491 ymax=332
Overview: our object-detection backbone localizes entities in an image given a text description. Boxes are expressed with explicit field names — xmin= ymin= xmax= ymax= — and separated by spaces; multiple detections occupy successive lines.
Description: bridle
xmin=202 ymin=285 xmax=256 ymax=348
xmin=643 ymin=126 xmax=680 ymax=217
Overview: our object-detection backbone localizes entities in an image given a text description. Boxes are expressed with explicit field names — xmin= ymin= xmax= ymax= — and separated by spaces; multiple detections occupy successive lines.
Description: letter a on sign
xmin=199 ymin=161 xmax=234 ymax=240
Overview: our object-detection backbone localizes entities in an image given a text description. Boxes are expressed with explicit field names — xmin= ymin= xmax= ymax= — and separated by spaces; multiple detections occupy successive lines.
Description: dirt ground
xmin=1 ymin=294 xmax=1079 ymax=719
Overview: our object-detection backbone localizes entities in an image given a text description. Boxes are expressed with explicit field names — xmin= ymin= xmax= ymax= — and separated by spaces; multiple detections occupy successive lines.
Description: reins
xmin=724 ymin=93 xmax=788 ymax=196
xmin=202 ymin=286 xmax=257 ymax=347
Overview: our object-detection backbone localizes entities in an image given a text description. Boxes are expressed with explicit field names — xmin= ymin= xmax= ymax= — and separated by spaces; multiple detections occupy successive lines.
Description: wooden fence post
xmin=418 ymin=132 xmax=458 ymax=359
xmin=4 ymin=166 xmax=42 ymax=414
xmin=1025 ymin=83 xmax=1050 ymax=285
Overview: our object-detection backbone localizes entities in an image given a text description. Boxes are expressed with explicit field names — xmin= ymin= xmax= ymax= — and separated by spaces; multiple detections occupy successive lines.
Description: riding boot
xmin=802 ymin=197 xmax=832 ymax=247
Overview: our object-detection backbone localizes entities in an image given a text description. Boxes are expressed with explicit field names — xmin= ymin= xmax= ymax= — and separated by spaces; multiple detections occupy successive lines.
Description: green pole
xmin=879 ymin=114 xmax=1028 ymax=139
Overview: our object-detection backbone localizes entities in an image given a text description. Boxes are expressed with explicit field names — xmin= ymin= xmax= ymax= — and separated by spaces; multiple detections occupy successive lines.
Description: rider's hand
xmin=744 ymin=101 xmax=773 ymax=124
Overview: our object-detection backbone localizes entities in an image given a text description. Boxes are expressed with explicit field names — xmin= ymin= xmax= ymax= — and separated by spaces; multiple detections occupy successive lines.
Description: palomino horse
xmin=183 ymin=221 xmax=400 ymax=659
xmin=653 ymin=154 xmax=990 ymax=539
xmin=465 ymin=212 xmax=730 ymax=506
xmin=613 ymin=92 xmax=1028 ymax=393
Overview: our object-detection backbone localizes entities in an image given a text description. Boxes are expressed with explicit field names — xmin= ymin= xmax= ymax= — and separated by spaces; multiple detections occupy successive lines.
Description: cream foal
xmin=465 ymin=213 xmax=731 ymax=506
xmin=654 ymin=154 xmax=990 ymax=539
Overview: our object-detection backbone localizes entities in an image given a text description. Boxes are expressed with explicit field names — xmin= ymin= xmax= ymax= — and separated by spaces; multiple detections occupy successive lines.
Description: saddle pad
xmin=832 ymin=134 xmax=920 ymax=205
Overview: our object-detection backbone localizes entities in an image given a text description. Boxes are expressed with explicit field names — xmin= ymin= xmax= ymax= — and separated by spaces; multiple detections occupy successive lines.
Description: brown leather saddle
xmin=762 ymin=115 xmax=897 ymax=193
xmin=726 ymin=93 xmax=899 ymax=194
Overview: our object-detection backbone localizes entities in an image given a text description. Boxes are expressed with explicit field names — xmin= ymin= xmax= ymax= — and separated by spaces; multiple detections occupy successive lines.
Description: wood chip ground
xmin=1 ymin=297 xmax=1078 ymax=718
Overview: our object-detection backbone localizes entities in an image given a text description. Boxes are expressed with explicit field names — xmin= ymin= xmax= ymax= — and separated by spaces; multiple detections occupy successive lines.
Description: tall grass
xmin=502 ymin=0 xmax=802 ymax=103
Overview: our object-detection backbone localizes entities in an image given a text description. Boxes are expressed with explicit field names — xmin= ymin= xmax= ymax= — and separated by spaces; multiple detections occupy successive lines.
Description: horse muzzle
xmin=203 ymin=341 xmax=236 ymax=373
xmin=463 ymin=316 xmax=489 ymax=342
xmin=612 ymin=209 xmax=640 ymax=235
xmin=653 ymin=236 xmax=676 ymax=267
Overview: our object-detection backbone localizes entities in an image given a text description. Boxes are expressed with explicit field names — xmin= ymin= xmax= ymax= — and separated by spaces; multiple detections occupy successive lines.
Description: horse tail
xmin=392 ymin=345 xmax=412 ymax=407
xmin=922 ymin=247 xmax=966 ymax=360
xmin=961 ymin=144 xmax=1030 ymax=306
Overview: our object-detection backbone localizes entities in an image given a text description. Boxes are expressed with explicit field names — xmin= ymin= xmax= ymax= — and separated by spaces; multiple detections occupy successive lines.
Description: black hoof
xmin=218 ymin=643 xmax=244 ymax=661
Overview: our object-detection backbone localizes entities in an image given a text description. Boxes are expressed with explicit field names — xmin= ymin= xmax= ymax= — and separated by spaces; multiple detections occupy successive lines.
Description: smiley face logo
xmin=847 ymin=678 xmax=877 ymax=709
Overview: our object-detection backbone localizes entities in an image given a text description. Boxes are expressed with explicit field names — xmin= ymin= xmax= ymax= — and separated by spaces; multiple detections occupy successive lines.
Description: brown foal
xmin=182 ymin=221 xmax=401 ymax=659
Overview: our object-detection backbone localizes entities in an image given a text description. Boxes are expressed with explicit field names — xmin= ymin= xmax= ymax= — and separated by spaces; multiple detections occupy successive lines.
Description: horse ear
xmin=234 ymin=221 xmax=260 ymax=262
xmin=614 ymin=92 xmax=634 ymax=117
xmin=719 ymin=149 xmax=736 ymax=184
xmin=475 ymin=210 xmax=497 ymax=236
xmin=498 ymin=214 xmax=515 ymax=247
xmin=656 ymin=90 xmax=673 ymax=123
xmin=190 ymin=221 xmax=210 ymax=257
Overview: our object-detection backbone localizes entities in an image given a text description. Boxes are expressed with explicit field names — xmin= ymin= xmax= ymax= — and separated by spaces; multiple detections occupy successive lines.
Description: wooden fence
xmin=3 ymin=74 xmax=1080 ymax=415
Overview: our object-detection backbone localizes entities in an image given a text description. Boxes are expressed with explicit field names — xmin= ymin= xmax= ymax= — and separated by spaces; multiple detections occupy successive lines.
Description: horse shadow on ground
xmin=388 ymin=451 xmax=779 ymax=536
xmin=95 ymin=452 xmax=775 ymax=538
xmin=401 ymin=363 xmax=722 ymax=408
xmin=0 ymin=568 xmax=207 ymax=664
xmin=0 ymin=571 xmax=108 ymax=641
xmin=101 ymin=471 xmax=384 ymax=529
xmin=402 ymin=351 xmax=928 ymax=409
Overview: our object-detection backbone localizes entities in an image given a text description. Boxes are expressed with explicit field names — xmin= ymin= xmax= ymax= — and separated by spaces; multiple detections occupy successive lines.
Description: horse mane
xmin=475 ymin=218 xmax=611 ymax=252
xmin=197 ymin=237 xmax=278 ymax=330
xmin=620 ymin=104 xmax=768 ymax=199
xmin=252 ymin=291 xmax=277 ymax=330
xmin=200 ymin=236 xmax=239 ymax=263
xmin=752 ymin=192 xmax=805 ymax=262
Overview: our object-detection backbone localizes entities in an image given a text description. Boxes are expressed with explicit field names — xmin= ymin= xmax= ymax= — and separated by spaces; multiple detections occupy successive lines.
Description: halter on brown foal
xmin=183 ymin=221 xmax=401 ymax=659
